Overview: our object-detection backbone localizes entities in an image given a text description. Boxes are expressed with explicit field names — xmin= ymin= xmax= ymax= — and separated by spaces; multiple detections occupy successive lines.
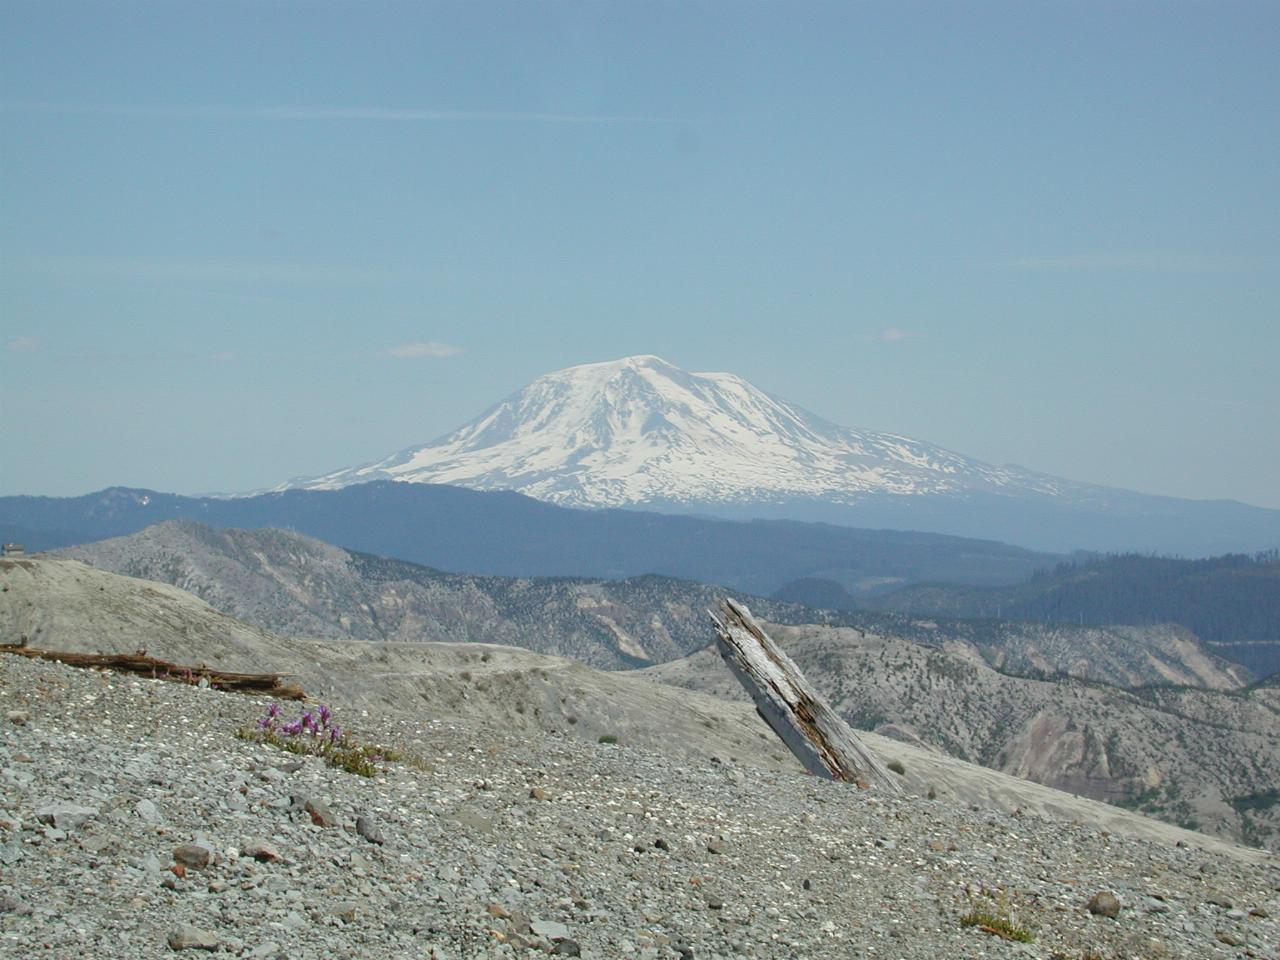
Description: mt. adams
xmin=275 ymin=355 xmax=1280 ymax=554
xmin=279 ymin=355 xmax=1062 ymax=505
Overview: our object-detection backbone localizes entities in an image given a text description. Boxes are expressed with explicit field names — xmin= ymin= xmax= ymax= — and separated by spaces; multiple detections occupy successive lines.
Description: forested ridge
xmin=868 ymin=552 xmax=1280 ymax=676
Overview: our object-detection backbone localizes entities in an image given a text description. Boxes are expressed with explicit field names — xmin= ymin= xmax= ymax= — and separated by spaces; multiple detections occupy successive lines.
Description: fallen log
xmin=0 ymin=644 xmax=306 ymax=700
xmin=710 ymin=598 xmax=901 ymax=793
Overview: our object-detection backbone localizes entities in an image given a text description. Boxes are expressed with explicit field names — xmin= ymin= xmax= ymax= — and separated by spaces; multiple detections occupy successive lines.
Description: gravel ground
xmin=2 ymin=653 xmax=1277 ymax=960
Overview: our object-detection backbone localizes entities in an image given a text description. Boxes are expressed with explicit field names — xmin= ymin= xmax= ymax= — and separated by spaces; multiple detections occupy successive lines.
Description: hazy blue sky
xmin=3 ymin=1 xmax=1278 ymax=507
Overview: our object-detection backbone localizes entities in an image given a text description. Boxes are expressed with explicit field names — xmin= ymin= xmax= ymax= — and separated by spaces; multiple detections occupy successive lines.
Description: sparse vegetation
xmin=960 ymin=887 xmax=1036 ymax=943
xmin=960 ymin=910 xmax=1034 ymax=943
xmin=598 ymin=734 xmax=619 ymax=744
xmin=236 ymin=702 xmax=402 ymax=777
xmin=887 ymin=759 xmax=906 ymax=776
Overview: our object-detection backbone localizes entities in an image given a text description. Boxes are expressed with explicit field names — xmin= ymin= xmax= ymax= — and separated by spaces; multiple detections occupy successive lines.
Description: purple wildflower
xmin=317 ymin=704 xmax=332 ymax=727
xmin=280 ymin=720 xmax=303 ymax=736
xmin=329 ymin=726 xmax=341 ymax=744
xmin=256 ymin=715 xmax=274 ymax=730
xmin=266 ymin=703 xmax=282 ymax=719
xmin=301 ymin=711 xmax=317 ymax=734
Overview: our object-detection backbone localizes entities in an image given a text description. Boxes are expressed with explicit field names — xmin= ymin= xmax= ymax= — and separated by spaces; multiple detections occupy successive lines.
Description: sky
xmin=2 ymin=1 xmax=1278 ymax=507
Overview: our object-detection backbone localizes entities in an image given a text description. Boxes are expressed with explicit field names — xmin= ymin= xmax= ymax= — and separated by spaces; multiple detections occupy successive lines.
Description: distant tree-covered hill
xmin=867 ymin=552 xmax=1280 ymax=676
xmin=0 ymin=482 xmax=1056 ymax=596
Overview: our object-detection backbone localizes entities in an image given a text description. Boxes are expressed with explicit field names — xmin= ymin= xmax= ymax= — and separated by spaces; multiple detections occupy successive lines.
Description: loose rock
xmin=34 ymin=802 xmax=98 ymax=830
xmin=173 ymin=842 xmax=214 ymax=869
xmin=305 ymin=798 xmax=338 ymax=828
xmin=355 ymin=812 xmax=385 ymax=845
xmin=1087 ymin=890 xmax=1122 ymax=918
xmin=166 ymin=924 xmax=218 ymax=950
xmin=135 ymin=798 xmax=162 ymax=823
xmin=530 ymin=919 xmax=570 ymax=940
xmin=240 ymin=838 xmax=281 ymax=862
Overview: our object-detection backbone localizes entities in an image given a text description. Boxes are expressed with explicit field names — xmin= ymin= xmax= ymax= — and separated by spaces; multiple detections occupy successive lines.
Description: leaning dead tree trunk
xmin=710 ymin=598 xmax=901 ymax=793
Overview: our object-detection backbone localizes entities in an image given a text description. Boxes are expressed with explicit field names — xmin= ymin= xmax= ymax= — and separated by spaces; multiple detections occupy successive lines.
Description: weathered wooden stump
xmin=710 ymin=598 xmax=901 ymax=792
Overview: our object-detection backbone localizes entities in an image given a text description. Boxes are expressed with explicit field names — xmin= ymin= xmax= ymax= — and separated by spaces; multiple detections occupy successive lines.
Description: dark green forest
xmin=867 ymin=551 xmax=1280 ymax=676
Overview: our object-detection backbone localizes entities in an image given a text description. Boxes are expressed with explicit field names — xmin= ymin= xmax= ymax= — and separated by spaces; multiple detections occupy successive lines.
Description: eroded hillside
xmin=640 ymin=621 xmax=1280 ymax=851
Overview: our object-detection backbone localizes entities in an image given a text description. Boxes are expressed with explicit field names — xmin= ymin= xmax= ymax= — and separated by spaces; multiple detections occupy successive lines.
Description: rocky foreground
xmin=41 ymin=533 xmax=1278 ymax=850
xmin=2 ymin=652 xmax=1277 ymax=960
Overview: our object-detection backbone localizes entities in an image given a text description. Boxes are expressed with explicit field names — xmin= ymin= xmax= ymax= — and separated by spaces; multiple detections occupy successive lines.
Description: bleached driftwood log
xmin=710 ymin=598 xmax=901 ymax=793
xmin=0 ymin=644 xmax=306 ymax=700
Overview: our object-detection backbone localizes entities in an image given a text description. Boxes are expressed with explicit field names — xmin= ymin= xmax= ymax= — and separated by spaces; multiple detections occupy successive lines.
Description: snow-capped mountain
xmin=6 ymin=355 xmax=1277 ymax=557
xmin=274 ymin=355 xmax=1082 ymax=507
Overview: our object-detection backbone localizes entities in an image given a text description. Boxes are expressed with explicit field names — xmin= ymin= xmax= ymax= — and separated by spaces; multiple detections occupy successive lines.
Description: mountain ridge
xmin=260 ymin=354 xmax=1280 ymax=555
xmin=0 ymin=482 xmax=1055 ymax=596
xmin=56 ymin=519 xmax=1249 ymax=691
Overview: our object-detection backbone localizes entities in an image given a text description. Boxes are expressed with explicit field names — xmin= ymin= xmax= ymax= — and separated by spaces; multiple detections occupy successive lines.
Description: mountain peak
xmin=273 ymin=355 xmax=1063 ymax=507
xmin=533 ymin=354 xmax=685 ymax=394
xmin=578 ymin=353 xmax=672 ymax=369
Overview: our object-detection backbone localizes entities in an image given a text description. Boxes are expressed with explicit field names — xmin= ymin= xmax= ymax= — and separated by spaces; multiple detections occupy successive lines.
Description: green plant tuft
xmin=958 ymin=885 xmax=1038 ymax=943
xmin=960 ymin=910 xmax=1034 ymax=943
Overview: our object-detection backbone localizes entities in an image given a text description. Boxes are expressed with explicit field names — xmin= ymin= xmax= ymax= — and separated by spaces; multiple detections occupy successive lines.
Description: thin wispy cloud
xmin=385 ymin=341 xmax=463 ymax=359
xmin=856 ymin=327 xmax=912 ymax=343
xmin=210 ymin=351 xmax=237 ymax=362
xmin=3 ymin=101 xmax=681 ymax=125
xmin=16 ymin=257 xmax=388 ymax=285
xmin=996 ymin=252 xmax=1269 ymax=273
xmin=5 ymin=337 xmax=40 ymax=352
xmin=54 ymin=349 xmax=214 ymax=364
